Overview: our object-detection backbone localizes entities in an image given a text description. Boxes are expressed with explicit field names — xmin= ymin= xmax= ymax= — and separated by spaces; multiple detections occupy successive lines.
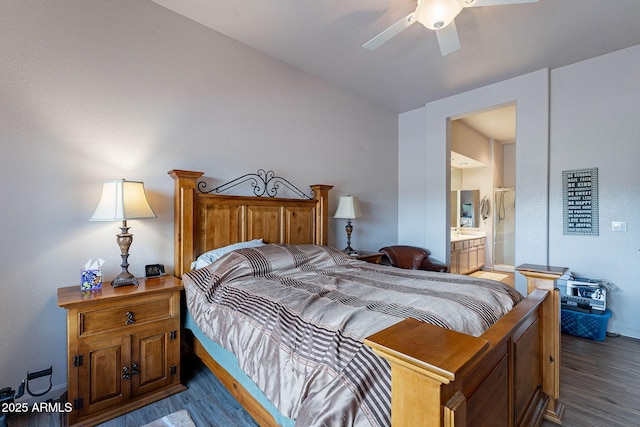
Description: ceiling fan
xmin=363 ymin=0 xmax=538 ymax=56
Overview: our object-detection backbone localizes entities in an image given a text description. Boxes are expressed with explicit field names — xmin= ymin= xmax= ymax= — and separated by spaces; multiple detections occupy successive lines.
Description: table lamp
xmin=333 ymin=196 xmax=362 ymax=255
xmin=90 ymin=179 xmax=156 ymax=287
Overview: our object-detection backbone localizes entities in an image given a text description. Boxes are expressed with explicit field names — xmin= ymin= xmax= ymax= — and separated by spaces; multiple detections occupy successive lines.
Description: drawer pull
xmin=125 ymin=311 xmax=135 ymax=325
xmin=122 ymin=363 xmax=139 ymax=380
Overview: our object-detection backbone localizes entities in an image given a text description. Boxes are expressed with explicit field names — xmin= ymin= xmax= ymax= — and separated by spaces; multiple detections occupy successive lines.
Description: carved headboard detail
xmin=168 ymin=169 xmax=333 ymax=278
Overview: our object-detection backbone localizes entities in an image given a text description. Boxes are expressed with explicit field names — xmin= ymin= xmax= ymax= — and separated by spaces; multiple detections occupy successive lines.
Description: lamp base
xmin=344 ymin=245 xmax=357 ymax=255
xmin=111 ymin=272 xmax=139 ymax=287
xmin=111 ymin=221 xmax=138 ymax=287
xmin=343 ymin=220 xmax=357 ymax=256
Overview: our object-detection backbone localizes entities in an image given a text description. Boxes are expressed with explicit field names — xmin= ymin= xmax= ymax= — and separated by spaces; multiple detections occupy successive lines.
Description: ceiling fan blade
xmin=464 ymin=0 xmax=538 ymax=7
xmin=363 ymin=13 xmax=416 ymax=50
xmin=435 ymin=20 xmax=461 ymax=56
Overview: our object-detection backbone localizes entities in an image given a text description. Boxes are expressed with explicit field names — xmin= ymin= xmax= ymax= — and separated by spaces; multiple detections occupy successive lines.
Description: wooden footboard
xmin=365 ymin=265 xmax=566 ymax=427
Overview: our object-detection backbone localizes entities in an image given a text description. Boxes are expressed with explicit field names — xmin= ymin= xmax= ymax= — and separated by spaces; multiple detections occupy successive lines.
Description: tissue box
xmin=81 ymin=269 xmax=103 ymax=290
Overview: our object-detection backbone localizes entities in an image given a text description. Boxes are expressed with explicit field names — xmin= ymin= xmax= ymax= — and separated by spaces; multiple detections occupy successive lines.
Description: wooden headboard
xmin=169 ymin=169 xmax=333 ymax=278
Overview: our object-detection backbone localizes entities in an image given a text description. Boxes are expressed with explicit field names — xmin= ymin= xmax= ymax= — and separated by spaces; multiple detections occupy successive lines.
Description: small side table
xmin=58 ymin=275 xmax=186 ymax=426
xmin=352 ymin=251 xmax=384 ymax=264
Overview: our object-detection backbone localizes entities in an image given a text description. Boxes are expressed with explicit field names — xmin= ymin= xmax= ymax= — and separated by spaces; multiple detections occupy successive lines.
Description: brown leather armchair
xmin=378 ymin=245 xmax=448 ymax=273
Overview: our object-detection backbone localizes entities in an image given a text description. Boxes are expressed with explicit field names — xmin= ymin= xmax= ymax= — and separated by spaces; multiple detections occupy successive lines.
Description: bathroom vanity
xmin=450 ymin=230 xmax=486 ymax=274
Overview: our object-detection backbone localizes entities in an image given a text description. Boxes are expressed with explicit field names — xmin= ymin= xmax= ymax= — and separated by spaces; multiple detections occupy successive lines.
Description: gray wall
xmin=399 ymin=70 xmax=550 ymax=293
xmin=549 ymin=45 xmax=640 ymax=338
xmin=0 ymin=0 xmax=398 ymax=398
xmin=400 ymin=46 xmax=640 ymax=339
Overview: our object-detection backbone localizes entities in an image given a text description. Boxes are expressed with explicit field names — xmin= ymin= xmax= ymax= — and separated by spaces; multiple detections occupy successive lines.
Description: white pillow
xmin=191 ymin=239 xmax=265 ymax=270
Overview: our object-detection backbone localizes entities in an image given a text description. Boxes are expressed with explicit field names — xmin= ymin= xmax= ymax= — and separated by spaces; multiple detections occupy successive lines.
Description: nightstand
xmin=58 ymin=276 xmax=186 ymax=426
xmin=353 ymin=251 xmax=384 ymax=264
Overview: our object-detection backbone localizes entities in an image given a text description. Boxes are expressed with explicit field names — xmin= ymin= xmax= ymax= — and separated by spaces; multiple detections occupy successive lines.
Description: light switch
xmin=611 ymin=221 xmax=627 ymax=232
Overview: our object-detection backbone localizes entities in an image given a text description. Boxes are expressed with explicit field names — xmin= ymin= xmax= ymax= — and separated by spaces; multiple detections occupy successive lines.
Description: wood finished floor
xmin=7 ymin=350 xmax=258 ymax=427
xmin=468 ymin=270 xmax=515 ymax=287
xmin=8 ymin=333 xmax=639 ymax=427
xmin=541 ymin=333 xmax=640 ymax=427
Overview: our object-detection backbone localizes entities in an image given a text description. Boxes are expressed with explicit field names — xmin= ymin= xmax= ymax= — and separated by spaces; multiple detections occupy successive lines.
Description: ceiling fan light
xmin=415 ymin=0 xmax=464 ymax=30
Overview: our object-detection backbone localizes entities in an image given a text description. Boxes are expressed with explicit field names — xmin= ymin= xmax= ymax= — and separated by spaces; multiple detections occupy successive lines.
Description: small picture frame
xmin=145 ymin=264 xmax=165 ymax=278
xmin=81 ymin=269 xmax=103 ymax=290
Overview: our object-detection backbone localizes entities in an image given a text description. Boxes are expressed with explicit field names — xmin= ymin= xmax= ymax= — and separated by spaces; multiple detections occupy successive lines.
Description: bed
xmin=169 ymin=169 xmax=566 ymax=427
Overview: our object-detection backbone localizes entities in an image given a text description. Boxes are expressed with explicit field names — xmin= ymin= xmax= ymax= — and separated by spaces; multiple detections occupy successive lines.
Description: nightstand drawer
xmin=78 ymin=294 xmax=175 ymax=337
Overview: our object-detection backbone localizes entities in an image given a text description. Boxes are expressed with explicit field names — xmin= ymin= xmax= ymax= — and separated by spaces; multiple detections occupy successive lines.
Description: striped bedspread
xmin=182 ymin=244 xmax=523 ymax=427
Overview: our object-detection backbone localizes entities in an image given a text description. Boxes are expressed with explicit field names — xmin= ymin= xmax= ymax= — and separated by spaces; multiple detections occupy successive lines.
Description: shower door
xmin=493 ymin=188 xmax=516 ymax=271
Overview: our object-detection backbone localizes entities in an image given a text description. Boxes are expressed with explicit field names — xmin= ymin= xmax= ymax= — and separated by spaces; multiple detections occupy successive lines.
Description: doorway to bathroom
xmin=451 ymin=104 xmax=516 ymax=271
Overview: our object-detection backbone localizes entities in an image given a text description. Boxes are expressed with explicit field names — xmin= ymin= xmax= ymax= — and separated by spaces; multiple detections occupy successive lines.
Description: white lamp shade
xmin=90 ymin=179 xmax=157 ymax=221
xmin=333 ymin=196 xmax=363 ymax=219
xmin=415 ymin=0 xmax=464 ymax=30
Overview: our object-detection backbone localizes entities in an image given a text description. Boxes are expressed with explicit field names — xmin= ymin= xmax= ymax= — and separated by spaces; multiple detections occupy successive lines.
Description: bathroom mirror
xmin=451 ymin=189 xmax=480 ymax=228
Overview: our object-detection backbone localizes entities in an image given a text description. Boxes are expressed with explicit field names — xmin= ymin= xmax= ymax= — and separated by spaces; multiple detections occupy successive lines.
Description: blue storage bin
xmin=561 ymin=309 xmax=611 ymax=341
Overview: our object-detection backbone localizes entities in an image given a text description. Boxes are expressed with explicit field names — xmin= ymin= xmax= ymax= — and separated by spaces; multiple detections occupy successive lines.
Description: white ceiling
xmin=149 ymin=0 xmax=640 ymax=137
